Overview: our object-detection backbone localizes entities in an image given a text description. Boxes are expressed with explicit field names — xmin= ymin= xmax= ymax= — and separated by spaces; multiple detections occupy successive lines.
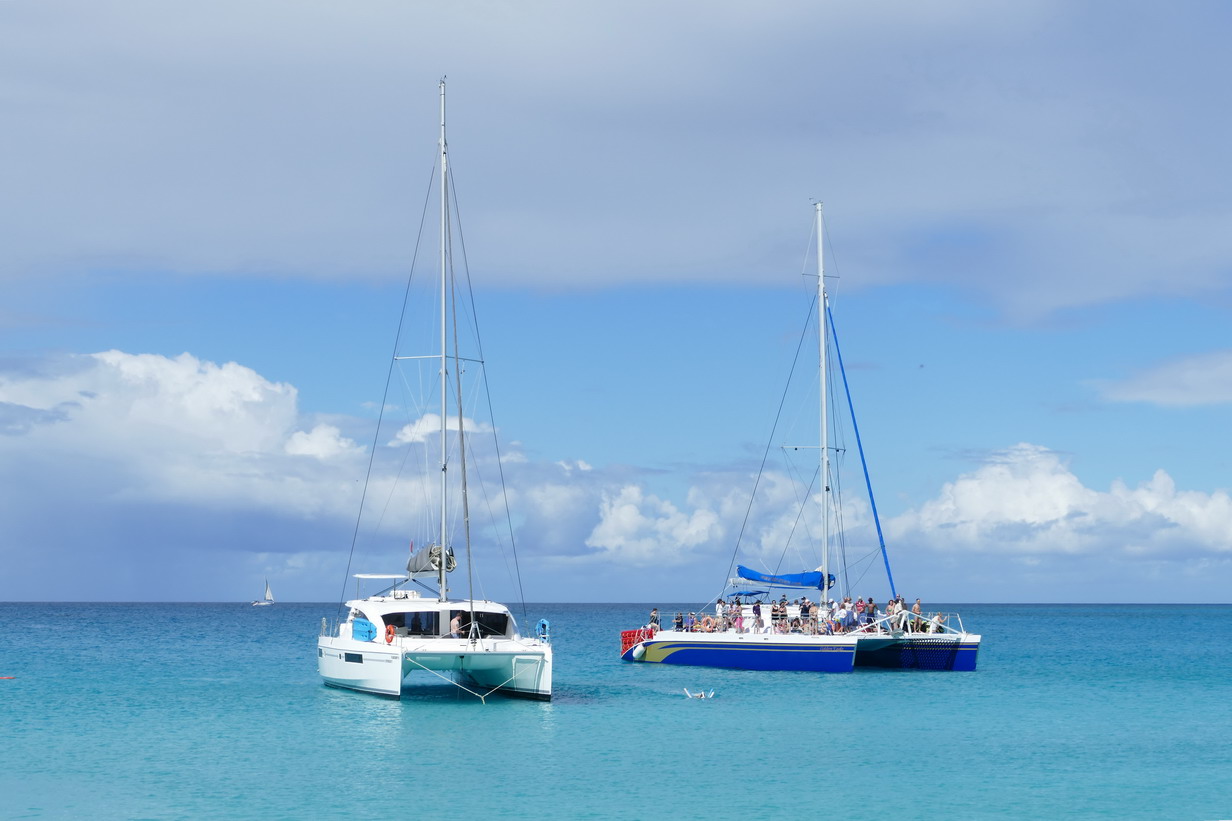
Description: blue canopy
xmin=736 ymin=565 xmax=835 ymax=590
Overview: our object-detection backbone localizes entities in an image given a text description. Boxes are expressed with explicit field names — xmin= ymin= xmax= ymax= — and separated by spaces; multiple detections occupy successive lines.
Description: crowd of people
xmin=648 ymin=594 xmax=947 ymax=637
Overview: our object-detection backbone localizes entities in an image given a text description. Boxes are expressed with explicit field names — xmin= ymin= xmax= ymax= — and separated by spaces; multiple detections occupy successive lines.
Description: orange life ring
xmin=385 ymin=624 xmax=396 ymax=644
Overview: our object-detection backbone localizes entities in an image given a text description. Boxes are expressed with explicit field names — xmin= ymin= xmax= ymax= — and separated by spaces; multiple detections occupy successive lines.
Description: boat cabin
xmin=339 ymin=590 xmax=520 ymax=642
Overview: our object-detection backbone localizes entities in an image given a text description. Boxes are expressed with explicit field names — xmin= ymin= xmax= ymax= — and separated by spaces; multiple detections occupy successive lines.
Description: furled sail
xmin=736 ymin=565 xmax=835 ymax=590
xmin=406 ymin=544 xmax=457 ymax=575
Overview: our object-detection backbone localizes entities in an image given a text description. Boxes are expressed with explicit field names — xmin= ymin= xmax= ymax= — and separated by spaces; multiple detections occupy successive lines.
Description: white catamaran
xmin=621 ymin=203 xmax=980 ymax=673
xmin=317 ymin=81 xmax=552 ymax=701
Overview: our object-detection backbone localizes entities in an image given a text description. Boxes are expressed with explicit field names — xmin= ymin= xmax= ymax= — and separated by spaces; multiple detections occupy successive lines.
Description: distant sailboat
xmin=252 ymin=580 xmax=274 ymax=607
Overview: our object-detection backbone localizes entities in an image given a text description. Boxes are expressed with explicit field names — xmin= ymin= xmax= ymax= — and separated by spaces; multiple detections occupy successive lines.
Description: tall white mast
xmin=437 ymin=79 xmax=449 ymax=601
xmin=816 ymin=202 xmax=830 ymax=606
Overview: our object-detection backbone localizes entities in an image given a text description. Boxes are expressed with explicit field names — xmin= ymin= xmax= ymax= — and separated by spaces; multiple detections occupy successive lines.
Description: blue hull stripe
xmin=622 ymin=636 xmax=980 ymax=672
xmin=623 ymin=639 xmax=856 ymax=672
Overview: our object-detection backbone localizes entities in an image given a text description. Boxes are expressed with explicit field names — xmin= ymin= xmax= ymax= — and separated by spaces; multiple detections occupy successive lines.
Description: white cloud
xmin=6 ymin=349 xmax=1232 ymax=600
xmin=1096 ymin=350 xmax=1232 ymax=406
xmin=285 ymin=424 xmax=361 ymax=460
xmin=91 ymin=349 xmax=298 ymax=452
xmin=390 ymin=413 xmax=493 ymax=445
xmin=888 ymin=443 xmax=1232 ymax=558
xmin=0 ymin=350 xmax=361 ymax=517
xmin=500 ymin=448 xmax=528 ymax=465
xmin=584 ymin=484 xmax=723 ymax=566
xmin=555 ymin=459 xmax=592 ymax=473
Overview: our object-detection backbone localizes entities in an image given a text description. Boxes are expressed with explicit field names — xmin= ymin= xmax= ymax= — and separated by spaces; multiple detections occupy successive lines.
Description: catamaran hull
xmin=853 ymin=635 xmax=981 ymax=671
xmin=318 ymin=639 xmax=404 ymax=696
xmin=402 ymin=642 xmax=553 ymax=700
xmin=318 ymin=636 xmax=552 ymax=700
xmin=622 ymin=632 xmax=857 ymax=672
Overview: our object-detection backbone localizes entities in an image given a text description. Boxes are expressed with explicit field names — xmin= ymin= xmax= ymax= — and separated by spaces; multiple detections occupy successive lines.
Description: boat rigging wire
xmin=828 ymin=304 xmax=897 ymax=600
xmin=335 ymin=161 xmax=437 ymax=617
xmin=446 ymin=172 xmax=478 ymax=628
xmin=723 ymin=208 xmax=892 ymax=604
xmin=446 ymin=166 xmax=531 ymax=625
xmin=723 ymin=293 xmax=818 ymax=592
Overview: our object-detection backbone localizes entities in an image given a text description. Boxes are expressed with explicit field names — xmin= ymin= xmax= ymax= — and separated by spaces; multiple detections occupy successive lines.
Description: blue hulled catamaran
xmin=620 ymin=203 xmax=980 ymax=673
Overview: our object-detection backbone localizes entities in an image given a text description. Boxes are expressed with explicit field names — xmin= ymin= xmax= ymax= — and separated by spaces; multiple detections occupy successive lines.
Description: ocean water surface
xmin=1 ymin=602 xmax=1230 ymax=820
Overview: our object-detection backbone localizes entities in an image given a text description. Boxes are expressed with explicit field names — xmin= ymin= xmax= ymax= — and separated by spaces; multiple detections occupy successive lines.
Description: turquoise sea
xmin=2 ymin=602 xmax=1230 ymax=820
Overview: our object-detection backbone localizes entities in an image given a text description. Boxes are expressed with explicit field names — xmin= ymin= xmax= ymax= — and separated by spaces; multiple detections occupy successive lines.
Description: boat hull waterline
xmin=622 ymin=630 xmax=979 ymax=672
xmin=622 ymin=631 xmax=858 ymax=672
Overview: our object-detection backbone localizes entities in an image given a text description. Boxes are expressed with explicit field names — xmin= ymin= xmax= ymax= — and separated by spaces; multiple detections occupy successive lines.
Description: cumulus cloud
xmin=390 ymin=413 xmax=493 ymax=445
xmin=1096 ymin=350 xmax=1232 ymax=406
xmin=6 ymin=349 xmax=1232 ymax=600
xmin=888 ymin=443 xmax=1232 ymax=559
xmin=285 ymin=424 xmax=361 ymax=460
xmin=0 ymin=350 xmax=362 ymax=517
xmin=584 ymin=485 xmax=723 ymax=566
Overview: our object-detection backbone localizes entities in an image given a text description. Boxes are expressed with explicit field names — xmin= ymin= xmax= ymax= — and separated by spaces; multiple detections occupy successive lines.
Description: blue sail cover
xmin=736 ymin=565 xmax=835 ymax=590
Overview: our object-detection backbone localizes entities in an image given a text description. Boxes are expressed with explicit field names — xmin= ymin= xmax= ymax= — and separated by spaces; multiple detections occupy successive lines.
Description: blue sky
xmin=3 ymin=1 xmax=1232 ymax=603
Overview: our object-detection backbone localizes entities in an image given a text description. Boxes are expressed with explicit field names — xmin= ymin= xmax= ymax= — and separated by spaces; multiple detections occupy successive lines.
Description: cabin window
xmin=450 ymin=610 xmax=509 ymax=638
xmin=389 ymin=611 xmax=439 ymax=636
xmin=344 ymin=653 xmax=363 ymax=664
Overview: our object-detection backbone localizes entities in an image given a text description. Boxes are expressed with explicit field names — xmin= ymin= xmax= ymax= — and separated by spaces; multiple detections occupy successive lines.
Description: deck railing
xmin=640 ymin=605 xmax=969 ymax=637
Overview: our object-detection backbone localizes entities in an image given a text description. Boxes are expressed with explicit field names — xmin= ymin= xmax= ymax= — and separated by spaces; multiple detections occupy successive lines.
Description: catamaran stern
xmin=317 ymin=637 xmax=404 ymax=697
xmin=853 ymin=634 xmax=981 ymax=671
